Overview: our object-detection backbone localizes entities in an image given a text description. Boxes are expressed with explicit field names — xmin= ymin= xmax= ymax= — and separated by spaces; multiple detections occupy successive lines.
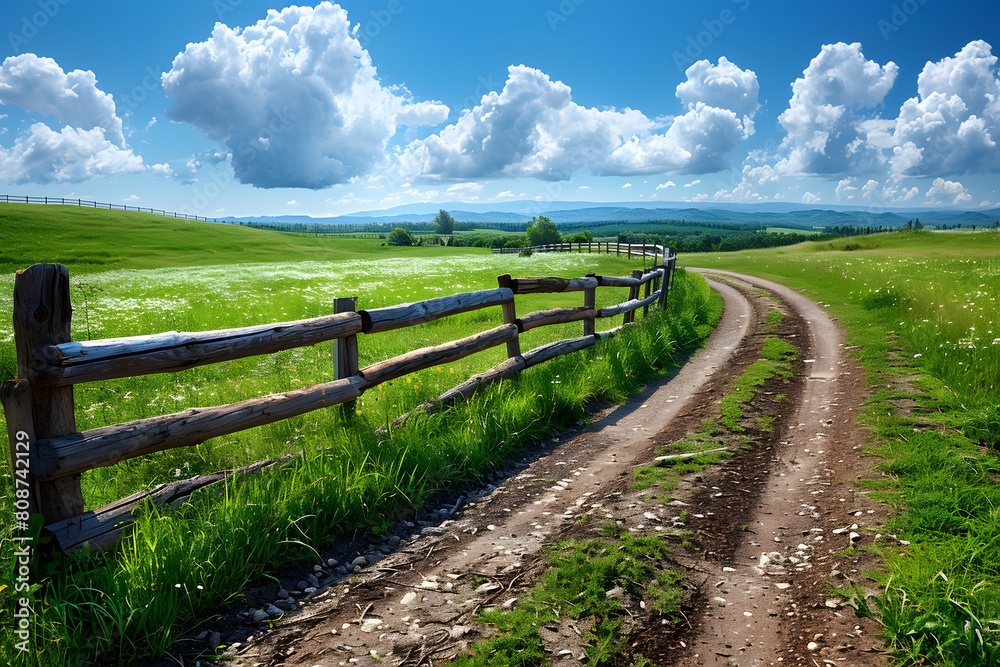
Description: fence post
xmin=658 ymin=254 xmax=674 ymax=310
xmin=12 ymin=264 xmax=84 ymax=524
xmin=642 ymin=268 xmax=653 ymax=317
xmin=2 ymin=379 xmax=40 ymax=518
xmin=333 ymin=297 xmax=360 ymax=413
xmin=583 ymin=275 xmax=596 ymax=336
xmin=497 ymin=275 xmax=521 ymax=358
xmin=626 ymin=270 xmax=642 ymax=324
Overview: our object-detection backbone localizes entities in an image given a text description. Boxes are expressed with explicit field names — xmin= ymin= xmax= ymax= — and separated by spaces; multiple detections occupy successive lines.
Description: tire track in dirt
xmin=673 ymin=270 xmax=886 ymax=667
xmin=211 ymin=271 xmax=887 ymax=667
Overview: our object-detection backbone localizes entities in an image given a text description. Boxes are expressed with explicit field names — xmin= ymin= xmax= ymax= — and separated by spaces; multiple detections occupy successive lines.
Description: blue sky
xmin=1 ymin=0 xmax=999 ymax=217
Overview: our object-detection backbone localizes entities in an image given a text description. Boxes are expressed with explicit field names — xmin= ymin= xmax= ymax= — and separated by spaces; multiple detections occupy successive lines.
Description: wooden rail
xmin=3 ymin=250 xmax=675 ymax=551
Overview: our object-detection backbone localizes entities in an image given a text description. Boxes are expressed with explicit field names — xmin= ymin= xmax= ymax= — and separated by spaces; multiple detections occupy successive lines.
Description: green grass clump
xmin=719 ymin=337 xmax=796 ymax=431
xmin=454 ymin=532 xmax=682 ymax=667
xmin=689 ymin=229 xmax=1000 ymax=664
xmin=633 ymin=421 xmax=732 ymax=499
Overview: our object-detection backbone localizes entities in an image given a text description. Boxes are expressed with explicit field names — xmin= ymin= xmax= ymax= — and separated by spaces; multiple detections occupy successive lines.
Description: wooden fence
xmin=1 ymin=194 xmax=219 ymax=223
xmin=2 ymin=247 xmax=676 ymax=551
xmin=493 ymin=241 xmax=666 ymax=265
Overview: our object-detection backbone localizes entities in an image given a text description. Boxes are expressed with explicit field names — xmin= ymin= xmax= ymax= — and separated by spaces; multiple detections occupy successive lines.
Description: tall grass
xmin=691 ymin=230 xmax=1000 ymax=665
xmin=0 ymin=249 xmax=719 ymax=665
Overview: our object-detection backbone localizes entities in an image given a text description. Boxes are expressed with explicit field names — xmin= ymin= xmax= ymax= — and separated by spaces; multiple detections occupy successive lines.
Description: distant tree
xmin=387 ymin=227 xmax=413 ymax=246
xmin=568 ymin=230 xmax=594 ymax=243
xmin=526 ymin=215 xmax=561 ymax=246
xmin=913 ymin=218 xmax=923 ymax=230
xmin=433 ymin=209 xmax=456 ymax=235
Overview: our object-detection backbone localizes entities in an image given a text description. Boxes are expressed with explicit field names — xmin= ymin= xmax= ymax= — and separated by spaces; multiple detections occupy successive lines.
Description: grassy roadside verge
xmin=0 ymin=269 xmax=721 ymax=666
xmin=689 ymin=231 xmax=1000 ymax=665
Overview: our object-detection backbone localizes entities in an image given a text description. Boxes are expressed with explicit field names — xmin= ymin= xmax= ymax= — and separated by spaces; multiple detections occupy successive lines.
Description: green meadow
xmin=691 ymin=230 xmax=1000 ymax=666
xmin=0 ymin=205 xmax=719 ymax=665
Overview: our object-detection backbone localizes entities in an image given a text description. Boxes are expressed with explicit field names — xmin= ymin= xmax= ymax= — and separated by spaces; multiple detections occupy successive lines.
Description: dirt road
xmin=209 ymin=271 xmax=887 ymax=667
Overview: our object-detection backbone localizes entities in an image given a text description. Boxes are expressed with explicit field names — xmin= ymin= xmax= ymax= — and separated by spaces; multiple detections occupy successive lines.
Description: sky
xmin=1 ymin=0 xmax=1000 ymax=218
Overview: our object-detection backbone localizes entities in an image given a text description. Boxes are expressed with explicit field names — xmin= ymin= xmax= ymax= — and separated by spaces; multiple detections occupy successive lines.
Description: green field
xmin=0 ymin=205 xmax=721 ymax=665
xmin=690 ymin=230 xmax=1000 ymax=666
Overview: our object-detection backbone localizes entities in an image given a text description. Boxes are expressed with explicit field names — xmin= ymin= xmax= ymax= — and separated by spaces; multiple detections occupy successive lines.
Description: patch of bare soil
xmin=161 ymin=271 xmax=888 ymax=667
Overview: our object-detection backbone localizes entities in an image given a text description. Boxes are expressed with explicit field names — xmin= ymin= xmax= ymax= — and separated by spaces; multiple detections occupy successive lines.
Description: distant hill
xmin=224 ymin=203 xmax=1000 ymax=230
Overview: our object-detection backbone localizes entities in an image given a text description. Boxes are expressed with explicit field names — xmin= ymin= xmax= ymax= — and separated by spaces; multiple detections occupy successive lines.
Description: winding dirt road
xmin=206 ymin=271 xmax=888 ymax=667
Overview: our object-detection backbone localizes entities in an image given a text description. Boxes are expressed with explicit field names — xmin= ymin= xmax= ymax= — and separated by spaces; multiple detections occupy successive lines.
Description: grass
xmin=718 ymin=337 xmax=796 ymax=431
xmin=690 ymin=229 xmax=1000 ymax=665
xmin=632 ymin=421 xmax=732 ymax=502
xmin=452 ymin=529 xmax=683 ymax=667
xmin=0 ymin=206 xmax=723 ymax=666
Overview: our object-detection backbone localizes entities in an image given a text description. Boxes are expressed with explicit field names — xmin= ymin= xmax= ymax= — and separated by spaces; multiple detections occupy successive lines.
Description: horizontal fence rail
xmin=3 ymin=249 xmax=676 ymax=551
xmin=1 ymin=194 xmax=219 ymax=223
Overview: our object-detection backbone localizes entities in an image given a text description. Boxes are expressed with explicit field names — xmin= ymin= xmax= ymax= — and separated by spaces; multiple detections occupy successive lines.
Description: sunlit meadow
xmin=0 ymin=247 xmax=720 ymax=666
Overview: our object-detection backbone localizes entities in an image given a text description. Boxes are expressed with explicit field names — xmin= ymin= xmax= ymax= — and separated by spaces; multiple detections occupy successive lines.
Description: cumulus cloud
xmin=684 ymin=179 xmax=702 ymax=187
xmin=399 ymin=58 xmax=759 ymax=181
xmin=926 ymin=177 xmax=972 ymax=205
xmin=656 ymin=180 xmax=676 ymax=189
xmin=162 ymin=2 xmax=449 ymax=189
xmin=777 ymin=42 xmax=898 ymax=176
xmin=802 ymin=191 xmax=821 ymax=204
xmin=0 ymin=54 xmax=142 ymax=183
xmin=0 ymin=123 xmax=143 ymax=184
xmin=151 ymin=162 xmax=174 ymax=177
xmin=835 ymin=178 xmax=858 ymax=201
xmin=890 ymin=40 xmax=1000 ymax=176
xmin=714 ymin=164 xmax=778 ymax=201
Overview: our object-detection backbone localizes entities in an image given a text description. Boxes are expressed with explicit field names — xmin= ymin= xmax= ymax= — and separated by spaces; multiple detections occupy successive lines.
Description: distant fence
xmin=0 ymin=194 xmax=219 ymax=223
xmin=3 ymin=247 xmax=675 ymax=552
xmin=494 ymin=241 xmax=667 ymax=265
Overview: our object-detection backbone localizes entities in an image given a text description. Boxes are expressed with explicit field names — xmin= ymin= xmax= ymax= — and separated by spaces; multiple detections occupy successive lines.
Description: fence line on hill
xmin=1 ymin=194 xmax=220 ymax=223
xmin=2 ymin=246 xmax=676 ymax=552
xmin=493 ymin=241 xmax=667 ymax=265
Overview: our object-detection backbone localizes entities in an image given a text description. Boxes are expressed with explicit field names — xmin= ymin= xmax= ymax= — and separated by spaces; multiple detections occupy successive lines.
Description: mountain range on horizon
xmin=222 ymin=200 xmax=1000 ymax=229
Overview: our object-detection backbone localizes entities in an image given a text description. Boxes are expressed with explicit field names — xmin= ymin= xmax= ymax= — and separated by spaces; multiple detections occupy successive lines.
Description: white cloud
xmin=123 ymin=194 xmax=139 ymax=201
xmin=621 ymin=182 xmax=632 ymax=189
xmin=445 ymin=181 xmax=484 ymax=196
xmin=162 ymin=2 xmax=449 ymax=189
xmin=890 ymin=40 xmax=1000 ymax=176
xmin=0 ymin=54 xmax=142 ymax=183
xmin=675 ymin=56 xmax=760 ymax=119
xmin=776 ymin=42 xmax=898 ymax=176
xmin=656 ymin=180 xmax=676 ymax=189
xmin=835 ymin=177 xmax=858 ymax=201
xmin=578 ymin=185 xmax=590 ymax=190
xmin=802 ymin=191 xmax=821 ymax=204
xmin=287 ymin=199 xmax=298 ymax=206
xmin=926 ymin=177 xmax=973 ymax=205
xmin=398 ymin=58 xmax=758 ymax=181
xmin=684 ymin=179 xmax=702 ymax=188
xmin=714 ymin=164 xmax=778 ymax=201
xmin=0 ymin=123 xmax=143 ymax=184
xmin=151 ymin=162 xmax=174 ymax=177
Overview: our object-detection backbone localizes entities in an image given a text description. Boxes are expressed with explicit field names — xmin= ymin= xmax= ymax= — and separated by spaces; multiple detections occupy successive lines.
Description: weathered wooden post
xmin=2 ymin=380 xmax=40 ymax=519
xmin=642 ymin=268 xmax=653 ymax=317
xmin=583 ymin=274 xmax=596 ymax=336
xmin=11 ymin=264 xmax=83 ymax=524
xmin=333 ymin=297 xmax=359 ymax=413
xmin=658 ymin=251 xmax=674 ymax=310
xmin=497 ymin=275 xmax=521 ymax=359
xmin=626 ymin=270 xmax=642 ymax=324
